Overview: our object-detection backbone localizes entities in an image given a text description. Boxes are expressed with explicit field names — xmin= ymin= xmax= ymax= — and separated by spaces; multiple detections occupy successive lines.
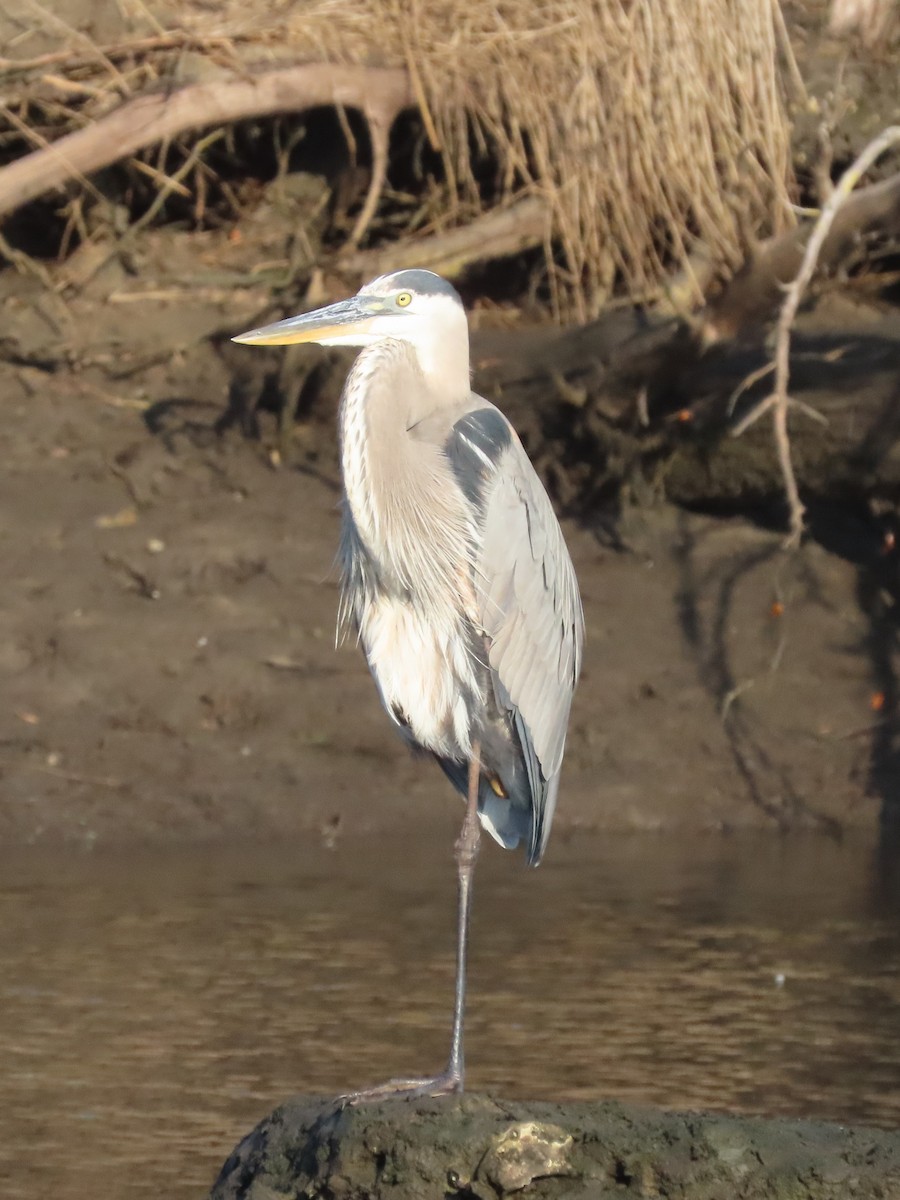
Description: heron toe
xmin=339 ymin=1069 xmax=463 ymax=1107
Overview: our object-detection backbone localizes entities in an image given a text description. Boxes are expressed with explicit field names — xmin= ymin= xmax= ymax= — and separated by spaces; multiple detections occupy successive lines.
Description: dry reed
xmin=1 ymin=0 xmax=795 ymax=317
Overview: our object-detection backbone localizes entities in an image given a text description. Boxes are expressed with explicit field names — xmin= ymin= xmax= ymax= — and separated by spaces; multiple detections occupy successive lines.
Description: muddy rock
xmin=210 ymin=1093 xmax=900 ymax=1199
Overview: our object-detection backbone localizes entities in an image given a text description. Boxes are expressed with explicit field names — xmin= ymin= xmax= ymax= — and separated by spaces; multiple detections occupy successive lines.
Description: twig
xmin=130 ymin=156 xmax=192 ymax=198
xmin=721 ymin=678 xmax=755 ymax=722
xmin=397 ymin=15 xmax=441 ymax=153
xmin=727 ymin=361 xmax=774 ymax=418
xmin=731 ymin=391 xmax=829 ymax=437
xmin=26 ymin=0 xmax=130 ymax=94
xmin=345 ymin=102 xmax=394 ymax=251
xmin=0 ymin=32 xmax=243 ymax=76
xmin=39 ymin=72 xmax=110 ymax=100
xmin=734 ymin=125 xmax=900 ymax=547
xmin=770 ymin=0 xmax=808 ymax=104
xmin=129 ymin=129 xmax=225 ymax=235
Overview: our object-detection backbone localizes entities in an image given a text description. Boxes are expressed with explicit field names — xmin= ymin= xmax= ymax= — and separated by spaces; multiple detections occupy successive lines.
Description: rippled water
xmin=1 ymin=829 xmax=899 ymax=1200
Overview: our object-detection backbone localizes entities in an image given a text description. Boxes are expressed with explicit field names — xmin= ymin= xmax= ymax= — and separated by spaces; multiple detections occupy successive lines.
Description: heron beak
xmin=232 ymin=297 xmax=377 ymax=346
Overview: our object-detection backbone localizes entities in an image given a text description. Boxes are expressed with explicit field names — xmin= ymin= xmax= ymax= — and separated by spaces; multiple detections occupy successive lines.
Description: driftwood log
xmin=210 ymin=1093 xmax=900 ymax=1199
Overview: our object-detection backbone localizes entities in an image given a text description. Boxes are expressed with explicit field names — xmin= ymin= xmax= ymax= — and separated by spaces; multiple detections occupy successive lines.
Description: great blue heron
xmin=233 ymin=269 xmax=583 ymax=1100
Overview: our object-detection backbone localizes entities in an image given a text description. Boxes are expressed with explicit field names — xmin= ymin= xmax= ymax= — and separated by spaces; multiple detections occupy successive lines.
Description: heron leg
xmin=447 ymin=743 xmax=482 ymax=1084
xmin=340 ymin=748 xmax=482 ymax=1106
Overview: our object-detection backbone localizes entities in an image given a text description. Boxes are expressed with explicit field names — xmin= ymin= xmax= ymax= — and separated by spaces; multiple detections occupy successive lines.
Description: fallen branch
xmin=733 ymin=125 xmax=900 ymax=546
xmin=343 ymin=195 xmax=549 ymax=281
xmin=0 ymin=63 xmax=413 ymax=240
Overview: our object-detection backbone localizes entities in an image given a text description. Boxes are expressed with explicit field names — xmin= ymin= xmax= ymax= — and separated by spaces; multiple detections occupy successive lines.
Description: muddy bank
xmin=0 ymin=358 xmax=895 ymax=846
xmin=211 ymin=1093 xmax=900 ymax=1199
xmin=0 ymin=279 xmax=898 ymax=845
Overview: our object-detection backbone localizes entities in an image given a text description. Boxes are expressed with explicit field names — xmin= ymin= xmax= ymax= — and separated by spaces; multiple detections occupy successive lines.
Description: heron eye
xmin=396 ymin=292 xmax=412 ymax=307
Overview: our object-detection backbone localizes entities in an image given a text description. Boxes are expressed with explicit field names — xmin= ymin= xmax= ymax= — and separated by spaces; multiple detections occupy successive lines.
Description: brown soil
xmin=1 ymin=215 xmax=897 ymax=847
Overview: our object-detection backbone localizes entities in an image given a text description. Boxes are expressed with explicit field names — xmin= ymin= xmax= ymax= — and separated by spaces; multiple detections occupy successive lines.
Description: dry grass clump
xmin=1 ymin=0 xmax=795 ymax=317
xmin=262 ymin=0 xmax=796 ymax=316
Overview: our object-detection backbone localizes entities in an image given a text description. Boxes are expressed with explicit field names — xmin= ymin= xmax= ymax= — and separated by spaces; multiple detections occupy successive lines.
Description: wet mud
xmin=212 ymin=1092 xmax=900 ymax=1199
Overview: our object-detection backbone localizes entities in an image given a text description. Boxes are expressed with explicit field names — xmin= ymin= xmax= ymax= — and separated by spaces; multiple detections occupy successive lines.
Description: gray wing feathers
xmin=474 ymin=417 xmax=583 ymax=860
xmin=479 ymin=441 xmax=582 ymax=769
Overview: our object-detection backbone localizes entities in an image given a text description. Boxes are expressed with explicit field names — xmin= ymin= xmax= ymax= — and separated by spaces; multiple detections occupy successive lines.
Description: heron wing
xmin=445 ymin=402 xmax=583 ymax=863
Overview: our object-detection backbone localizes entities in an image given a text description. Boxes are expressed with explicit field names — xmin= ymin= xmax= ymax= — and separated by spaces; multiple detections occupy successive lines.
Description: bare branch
xmin=342 ymin=195 xmax=549 ymax=281
xmin=0 ymin=64 xmax=412 ymax=222
xmin=736 ymin=126 xmax=900 ymax=546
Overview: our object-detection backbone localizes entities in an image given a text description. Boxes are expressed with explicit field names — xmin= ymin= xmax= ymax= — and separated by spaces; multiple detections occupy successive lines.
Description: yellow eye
xmin=396 ymin=292 xmax=412 ymax=307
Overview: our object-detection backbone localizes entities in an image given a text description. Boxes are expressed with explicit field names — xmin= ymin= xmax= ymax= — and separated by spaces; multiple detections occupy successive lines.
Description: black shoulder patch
xmin=445 ymin=408 xmax=512 ymax=507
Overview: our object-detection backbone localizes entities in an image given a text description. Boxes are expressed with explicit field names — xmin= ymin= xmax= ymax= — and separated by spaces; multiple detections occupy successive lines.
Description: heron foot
xmin=338 ymin=1069 xmax=462 ymax=1107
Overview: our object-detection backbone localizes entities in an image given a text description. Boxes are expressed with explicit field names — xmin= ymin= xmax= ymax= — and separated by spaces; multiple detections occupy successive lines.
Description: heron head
xmin=233 ymin=269 xmax=470 ymax=396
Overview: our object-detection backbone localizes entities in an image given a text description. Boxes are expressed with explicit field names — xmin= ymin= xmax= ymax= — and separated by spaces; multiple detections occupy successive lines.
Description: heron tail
xmin=435 ymin=755 xmax=535 ymax=859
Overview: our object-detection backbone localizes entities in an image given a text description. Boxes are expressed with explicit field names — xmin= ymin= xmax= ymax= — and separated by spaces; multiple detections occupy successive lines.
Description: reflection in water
xmin=0 ymin=830 xmax=899 ymax=1200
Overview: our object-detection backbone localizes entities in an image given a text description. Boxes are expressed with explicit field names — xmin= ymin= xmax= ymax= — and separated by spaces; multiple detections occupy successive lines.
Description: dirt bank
xmin=0 ymin=240 xmax=896 ymax=846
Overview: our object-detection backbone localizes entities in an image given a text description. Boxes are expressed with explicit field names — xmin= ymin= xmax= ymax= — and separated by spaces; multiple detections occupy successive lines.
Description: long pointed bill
xmin=232 ymin=297 xmax=376 ymax=346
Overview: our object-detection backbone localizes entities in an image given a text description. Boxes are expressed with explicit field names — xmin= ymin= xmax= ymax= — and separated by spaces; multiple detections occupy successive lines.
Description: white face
xmin=232 ymin=270 xmax=471 ymax=395
xmin=232 ymin=272 xmax=465 ymax=351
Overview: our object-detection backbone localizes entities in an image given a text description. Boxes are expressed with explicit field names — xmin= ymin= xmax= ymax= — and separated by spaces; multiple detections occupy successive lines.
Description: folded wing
xmin=446 ymin=404 xmax=584 ymax=863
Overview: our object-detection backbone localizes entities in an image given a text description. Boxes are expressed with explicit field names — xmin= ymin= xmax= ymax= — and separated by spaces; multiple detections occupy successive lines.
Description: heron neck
xmin=339 ymin=341 xmax=462 ymax=550
xmin=411 ymin=330 xmax=470 ymax=404
xmin=340 ymin=344 xmax=411 ymax=545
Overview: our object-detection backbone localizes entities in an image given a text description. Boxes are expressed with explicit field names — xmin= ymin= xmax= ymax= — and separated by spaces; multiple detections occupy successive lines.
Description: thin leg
xmin=447 ymin=744 xmax=482 ymax=1084
xmin=342 ymin=746 xmax=482 ymax=1105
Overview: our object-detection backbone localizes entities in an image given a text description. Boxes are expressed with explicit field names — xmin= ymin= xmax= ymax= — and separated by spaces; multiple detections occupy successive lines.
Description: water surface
xmin=1 ymin=830 xmax=899 ymax=1199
